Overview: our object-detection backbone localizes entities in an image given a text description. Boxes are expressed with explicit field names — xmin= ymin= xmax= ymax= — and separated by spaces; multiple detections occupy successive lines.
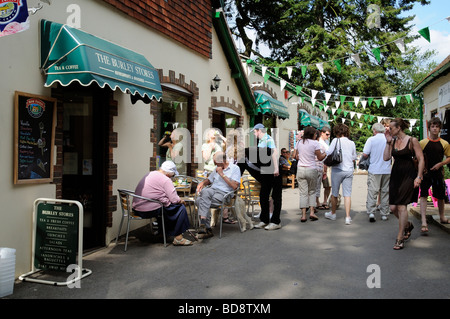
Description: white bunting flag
xmin=394 ymin=38 xmax=406 ymax=53
xmin=356 ymin=113 xmax=362 ymax=119
xmin=287 ymin=66 xmax=293 ymax=79
xmin=382 ymin=96 xmax=389 ymax=106
xmin=280 ymin=79 xmax=287 ymax=91
xmin=361 ymin=100 xmax=367 ymax=109
xmin=311 ymin=89 xmax=318 ymax=99
xmin=390 ymin=97 xmax=397 ymax=107
xmin=316 ymin=63 xmax=324 ymax=76
xmin=262 ymin=66 xmax=267 ymax=77
xmin=377 ymin=116 xmax=383 ymax=123
xmin=354 ymin=96 xmax=360 ymax=106
xmin=351 ymin=54 xmax=361 ymax=68
xmin=359 ymin=123 xmax=363 ymax=128
xmin=350 ymin=111 xmax=356 ymax=119
xmin=325 ymin=92 xmax=332 ymax=104
xmin=335 ymin=101 xmax=340 ymax=108
xmin=331 ymin=108 xmax=337 ymax=115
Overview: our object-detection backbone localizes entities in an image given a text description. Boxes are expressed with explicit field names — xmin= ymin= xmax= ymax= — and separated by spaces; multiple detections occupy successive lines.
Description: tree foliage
xmin=225 ymin=0 xmax=437 ymax=150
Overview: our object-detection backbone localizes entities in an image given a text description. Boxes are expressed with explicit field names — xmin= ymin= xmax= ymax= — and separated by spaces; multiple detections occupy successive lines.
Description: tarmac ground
xmin=3 ymin=173 xmax=450 ymax=302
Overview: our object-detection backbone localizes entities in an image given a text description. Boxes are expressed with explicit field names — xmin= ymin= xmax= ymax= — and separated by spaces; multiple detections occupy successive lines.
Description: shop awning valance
xmin=254 ymin=92 xmax=289 ymax=119
xmin=299 ymin=109 xmax=328 ymax=129
xmin=40 ymin=20 xmax=162 ymax=101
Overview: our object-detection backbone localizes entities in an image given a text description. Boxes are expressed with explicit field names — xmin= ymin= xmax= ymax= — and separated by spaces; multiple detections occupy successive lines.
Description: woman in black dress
xmin=384 ymin=118 xmax=425 ymax=250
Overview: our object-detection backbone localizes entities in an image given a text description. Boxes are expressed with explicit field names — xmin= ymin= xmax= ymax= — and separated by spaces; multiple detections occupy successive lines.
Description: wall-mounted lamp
xmin=210 ymin=75 xmax=221 ymax=92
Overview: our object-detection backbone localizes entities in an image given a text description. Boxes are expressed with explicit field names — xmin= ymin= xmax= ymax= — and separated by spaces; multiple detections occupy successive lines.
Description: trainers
xmin=381 ymin=215 xmax=388 ymax=221
xmin=345 ymin=217 xmax=352 ymax=225
xmin=324 ymin=212 xmax=336 ymax=221
xmin=369 ymin=213 xmax=376 ymax=222
xmin=197 ymin=228 xmax=214 ymax=239
xmin=254 ymin=221 xmax=268 ymax=229
xmin=264 ymin=223 xmax=281 ymax=230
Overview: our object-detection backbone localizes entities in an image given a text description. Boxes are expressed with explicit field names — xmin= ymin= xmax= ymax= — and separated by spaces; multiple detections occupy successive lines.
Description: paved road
xmin=6 ymin=174 xmax=450 ymax=300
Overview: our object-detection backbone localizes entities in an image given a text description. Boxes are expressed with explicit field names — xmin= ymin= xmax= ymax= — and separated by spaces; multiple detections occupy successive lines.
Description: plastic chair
xmin=116 ymin=189 xmax=166 ymax=251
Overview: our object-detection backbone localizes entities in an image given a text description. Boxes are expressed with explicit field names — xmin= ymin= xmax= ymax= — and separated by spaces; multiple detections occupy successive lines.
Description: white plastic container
xmin=0 ymin=248 xmax=16 ymax=298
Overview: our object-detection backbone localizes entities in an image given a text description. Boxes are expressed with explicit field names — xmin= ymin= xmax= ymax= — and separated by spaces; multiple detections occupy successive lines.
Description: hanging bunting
xmin=418 ymin=27 xmax=431 ymax=42
xmin=351 ymin=53 xmax=361 ymax=68
xmin=334 ymin=59 xmax=342 ymax=73
xmin=325 ymin=92 xmax=332 ymax=104
xmin=382 ymin=96 xmax=388 ymax=106
xmin=354 ymin=96 xmax=360 ymax=106
xmin=331 ymin=108 xmax=337 ymax=115
xmin=280 ymin=79 xmax=287 ymax=91
xmin=372 ymin=47 xmax=381 ymax=63
xmin=262 ymin=66 xmax=267 ymax=77
xmin=335 ymin=101 xmax=340 ymax=108
xmin=311 ymin=89 xmax=318 ymax=99
xmin=390 ymin=97 xmax=397 ymax=107
xmin=316 ymin=63 xmax=324 ymax=76
xmin=274 ymin=67 xmax=280 ymax=77
xmin=287 ymin=66 xmax=293 ymax=79
xmin=375 ymin=100 xmax=381 ymax=108
xmin=361 ymin=100 xmax=367 ymax=110
xmin=301 ymin=65 xmax=307 ymax=78
xmin=394 ymin=38 xmax=406 ymax=53
xmin=296 ymin=85 xmax=302 ymax=95
xmin=340 ymin=95 xmax=346 ymax=105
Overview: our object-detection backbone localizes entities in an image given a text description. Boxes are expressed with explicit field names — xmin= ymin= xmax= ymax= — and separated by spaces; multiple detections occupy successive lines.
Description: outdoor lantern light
xmin=210 ymin=75 xmax=221 ymax=92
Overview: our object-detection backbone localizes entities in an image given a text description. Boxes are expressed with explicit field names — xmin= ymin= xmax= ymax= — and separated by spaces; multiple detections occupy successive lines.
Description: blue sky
xmin=406 ymin=0 xmax=450 ymax=64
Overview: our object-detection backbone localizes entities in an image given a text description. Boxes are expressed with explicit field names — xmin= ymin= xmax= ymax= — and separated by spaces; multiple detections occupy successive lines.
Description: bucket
xmin=0 ymin=248 xmax=16 ymax=298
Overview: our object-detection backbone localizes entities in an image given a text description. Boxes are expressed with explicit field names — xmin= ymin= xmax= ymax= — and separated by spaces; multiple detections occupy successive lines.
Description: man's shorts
xmin=420 ymin=170 xmax=446 ymax=200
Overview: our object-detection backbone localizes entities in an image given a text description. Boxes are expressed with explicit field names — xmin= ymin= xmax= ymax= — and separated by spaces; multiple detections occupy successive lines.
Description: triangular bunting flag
xmin=311 ymin=89 xmax=318 ymax=99
xmin=410 ymin=119 xmax=417 ymax=126
xmin=280 ymin=79 xmax=287 ymax=91
xmin=418 ymin=27 xmax=431 ymax=43
xmin=350 ymin=111 xmax=356 ymax=119
xmin=331 ymin=108 xmax=337 ymax=115
xmin=264 ymin=73 xmax=270 ymax=83
xmin=396 ymin=95 xmax=402 ymax=104
xmin=405 ymin=94 xmax=412 ymax=103
xmin=274 ymin=67 xmax=280 ymax=77
xmin=301 ymin=65 xmax=307 ymax=78
xmin=390 ymin=97 xmax=397 ymax=107
xmin=356 ymin=113 xmax=362 ymax=119
xmin=334 ymin=59 xmax=342 ymax=73
xmin=324 ymin=105 xmax=329 ymax=112
xmin=377 ymin=116 xmax=383 ymax=123
xmin=351 ymin=53 xmax=361 ymax=68
xmin=361 ymin=100 xmax=367 ymax=110
xmin=354 ymin=96 xmax=360 ymax=106
xmin=368 ymin=97 xmax=374 ymax=107
xmin=382 ymin=96 xmax=388 ymax=106
xmin=340 ymin=95 xmax=346 ymax=105
xmin=394 ymin=38 xmax=406 ymax=53
xmin=372 ymin=47 xmax=381 ymax=63
xmin=287 ymin=66 xmax=293 ymax=79
xmin=316 ymin=63 xmax=324 ymax=76
xmin=325 ymin=93 xmax=332 ymax=104
xmin=262 ymin=66 xmax=267 ymax=77
xmin=335 ymin=101 xmax=341 ymax=108
xmin=296 ymin=86 xmax=302 ymax=95
xmin=359 ymin=123 xmax=363 ymax=129
xmin=375 ymin=100 xmax=381 ymax=108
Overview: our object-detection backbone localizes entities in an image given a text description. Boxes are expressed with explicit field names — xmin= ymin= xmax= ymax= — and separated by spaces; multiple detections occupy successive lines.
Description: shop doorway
xmin=59 ymin=84 xmax=109 ymax=250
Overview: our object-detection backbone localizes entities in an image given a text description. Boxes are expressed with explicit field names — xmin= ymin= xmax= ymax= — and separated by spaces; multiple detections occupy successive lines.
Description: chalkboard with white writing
xmin=14 ymin=91 xmax=56 ymax=184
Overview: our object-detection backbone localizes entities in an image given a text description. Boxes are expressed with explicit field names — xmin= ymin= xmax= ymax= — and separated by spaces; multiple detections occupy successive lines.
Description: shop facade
xmin=1 ymin=0 xmax=256 ymax=276
xmin=414 ymin=55 xmax=450 ymax=140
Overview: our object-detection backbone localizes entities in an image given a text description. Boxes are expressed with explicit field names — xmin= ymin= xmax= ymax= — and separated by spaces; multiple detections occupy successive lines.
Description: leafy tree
xmin=225 ymin=0 xmax=437 ymax=150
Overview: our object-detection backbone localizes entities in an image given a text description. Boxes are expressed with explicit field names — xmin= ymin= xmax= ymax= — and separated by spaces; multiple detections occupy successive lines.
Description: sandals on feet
xmin=316 ymin=204 xmax=329 ymax=210
xmin=440 ymin=219 xmax=450 ymax=224
xmin=403 ymin=222 xmax=414 ymax=240
xmin=173 ymin=237 xmax=193 ymax=246
xmin=309 ymin=215 xmax=319 ymax=221
xmin=393 ymin=239 xmax=404 ymax=250
xmin=421 ymin=225 xmax=429 ymax=234
xmin=222 ymin=218 xmax=236 ymax=224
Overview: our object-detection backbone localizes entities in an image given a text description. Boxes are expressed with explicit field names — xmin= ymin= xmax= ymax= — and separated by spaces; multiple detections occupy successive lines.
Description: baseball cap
xmin=160 ymin=161 xmax=179 ymax=176
xmin=250 ymin=123 xmax=265 ymax=132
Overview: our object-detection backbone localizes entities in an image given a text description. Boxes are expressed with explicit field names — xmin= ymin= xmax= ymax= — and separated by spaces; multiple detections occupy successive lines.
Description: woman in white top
xmin=324 ymin=124 xmax=357 ymax=224
xmin=295 ymin=126 xmax=326 ymax=222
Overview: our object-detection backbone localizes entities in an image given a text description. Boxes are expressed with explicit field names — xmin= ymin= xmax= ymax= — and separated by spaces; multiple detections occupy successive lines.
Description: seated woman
xmin=132 ymin=161 xmax=193 ymax=246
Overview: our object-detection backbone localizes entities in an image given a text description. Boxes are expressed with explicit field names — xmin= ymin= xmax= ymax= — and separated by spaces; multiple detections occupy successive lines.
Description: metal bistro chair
xmin=116 ymin=189 xmax=167 ymax=251
xmin=241 ymin=176 xmax=261 ymax=219
xmin=173 ymin=175 xmax=202 ymax=230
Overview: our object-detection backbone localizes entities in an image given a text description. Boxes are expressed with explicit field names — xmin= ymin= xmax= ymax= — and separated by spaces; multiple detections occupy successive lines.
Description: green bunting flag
xmin=374 ymin=100 xmax=381 ymax=108
xmin=334 ymin=59 xmax=342 ymax=73
xmin=340 ymin=95 xmax=346 ymax=105
xmin=301 ymin=65 xmax=307 ymax=78
xmin=418 ymin=27 xmax=431 ymax=43
xmin=274 ymin=67 xmax=280 ymax=77
xmin=296 ymin=85 xmax=302 ymax=95
xmin=372 ymin=47 xmax=381 ymax=63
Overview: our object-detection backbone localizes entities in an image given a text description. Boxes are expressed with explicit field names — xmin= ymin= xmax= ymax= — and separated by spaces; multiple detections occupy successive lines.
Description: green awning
xmin=40 ymin=20 xmax=162 ymax=101
xmin=254 ymin=92 xmax=289 ymax=119
xmin=299 ymin=109 xmax=328 ymax=129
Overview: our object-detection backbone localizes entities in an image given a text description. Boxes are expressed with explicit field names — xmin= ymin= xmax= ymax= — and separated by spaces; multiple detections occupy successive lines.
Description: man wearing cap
xmin=132 ymin=161 xmax=193 ymax=246
xmin=245 ymin=123 xmax=282 ymax=230
xmin=196 ymin=152 xmax=241 ymax=239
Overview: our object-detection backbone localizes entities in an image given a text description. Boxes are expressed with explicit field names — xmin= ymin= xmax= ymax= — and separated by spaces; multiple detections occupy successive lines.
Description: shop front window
xmin=156 ymin=89 xmax=190 ymax=174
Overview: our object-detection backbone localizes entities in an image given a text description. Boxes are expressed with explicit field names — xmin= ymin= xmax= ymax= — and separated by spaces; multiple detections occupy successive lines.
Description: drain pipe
xmin=413 ymin=92 xmax=424 ymax=140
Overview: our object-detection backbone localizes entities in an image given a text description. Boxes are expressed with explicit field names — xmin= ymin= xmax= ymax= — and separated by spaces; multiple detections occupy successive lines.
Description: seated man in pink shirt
xmin=132 ymin=161 xmax=193 ymax=246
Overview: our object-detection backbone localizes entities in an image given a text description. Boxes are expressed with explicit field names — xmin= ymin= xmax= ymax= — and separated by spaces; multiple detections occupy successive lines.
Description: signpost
xmin=19 ymin=199 xmax=92 ymax=286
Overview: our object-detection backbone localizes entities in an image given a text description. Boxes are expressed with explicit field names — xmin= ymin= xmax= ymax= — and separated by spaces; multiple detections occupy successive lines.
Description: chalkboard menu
xmin=14 ymin=91 xmax=57 ymax=184
xmin=34 ymin=202 xmax=79 ymax=272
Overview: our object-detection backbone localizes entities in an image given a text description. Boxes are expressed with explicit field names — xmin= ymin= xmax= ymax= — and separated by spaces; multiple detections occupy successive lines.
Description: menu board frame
xmin=14 ymin=91 xmax=57 ymax=184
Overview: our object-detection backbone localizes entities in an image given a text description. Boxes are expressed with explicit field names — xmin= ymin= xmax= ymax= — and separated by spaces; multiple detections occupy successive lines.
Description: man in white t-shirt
xmin=362 ymin=123 xmax=392 ymax=222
